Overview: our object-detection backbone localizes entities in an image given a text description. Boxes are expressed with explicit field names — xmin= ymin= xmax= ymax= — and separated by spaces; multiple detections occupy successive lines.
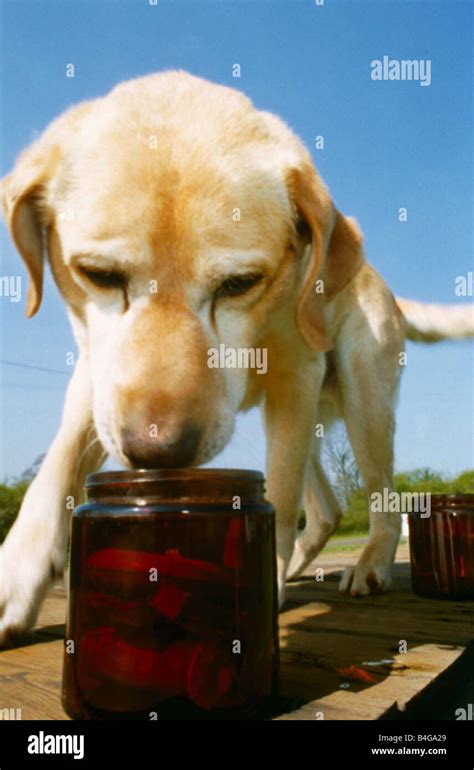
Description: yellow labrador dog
xmin=1 ymin=71 xmax=472 ymax=644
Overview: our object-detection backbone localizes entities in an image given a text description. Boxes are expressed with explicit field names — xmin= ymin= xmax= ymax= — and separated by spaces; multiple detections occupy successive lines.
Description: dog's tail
xmin=396 ymin=297 xmax=474 ymax=343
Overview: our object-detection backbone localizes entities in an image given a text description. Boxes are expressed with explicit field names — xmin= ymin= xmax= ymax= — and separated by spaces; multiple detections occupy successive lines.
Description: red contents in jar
xmin=223 ymin=518 xmax=244 ymax=569
xmin=75 ymin=542 xmax=246 ymax=711
xmin=150 ymin=582 xmax=189 ymax=621
xmin=408 ymin=495 xmax=474 ymax=599
xmin=149 ymin=583 xmax=239 ymax=639
xmin=87 ymin=547 xmax=228 ymax=581
xmin=77 ymin=626 xmax=237 ymax=709
xmin=84 ymin=591 xmax=157 ymax=630
xmin=86 ymin=547 xmax=230 ymax=596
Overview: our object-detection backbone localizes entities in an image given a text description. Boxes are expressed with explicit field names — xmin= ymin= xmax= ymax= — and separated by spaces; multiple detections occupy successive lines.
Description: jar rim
xmin=85 ymin=468 xmax=264 ymax=487
xmin=407 ymin=493 xmax=474 ymax=512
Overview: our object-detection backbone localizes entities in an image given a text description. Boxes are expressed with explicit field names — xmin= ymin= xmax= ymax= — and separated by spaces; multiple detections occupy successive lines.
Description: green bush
xmin=0 ymin=482 xmax=29 ymax=544
xmin=448 ymin=469 xmax=474 ymax=494
xmin=337 ymin=487 xmax=369 ymax=535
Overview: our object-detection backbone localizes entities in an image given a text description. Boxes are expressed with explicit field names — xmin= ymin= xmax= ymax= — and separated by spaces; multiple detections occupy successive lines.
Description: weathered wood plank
xmin=277 ymin=645 xmax=465 ymax=720
xmin=0 ymin=637 xmax=66 ymax=719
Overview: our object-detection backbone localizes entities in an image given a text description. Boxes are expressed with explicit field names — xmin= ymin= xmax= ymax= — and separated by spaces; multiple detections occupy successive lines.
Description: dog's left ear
xmin=288 ymin=163 xmax=365 ymax=351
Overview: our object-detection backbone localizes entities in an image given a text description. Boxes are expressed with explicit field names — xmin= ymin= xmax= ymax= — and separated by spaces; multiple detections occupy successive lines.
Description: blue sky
xmin=0 ymin=0 xmax=472 ymax=481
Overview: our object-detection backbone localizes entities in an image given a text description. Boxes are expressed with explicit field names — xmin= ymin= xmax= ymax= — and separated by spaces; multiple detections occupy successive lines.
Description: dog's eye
xmin=215 ymin=273 xmax=264 ymax=300
xmin=78 ymin=266 xmax=127 ymax=290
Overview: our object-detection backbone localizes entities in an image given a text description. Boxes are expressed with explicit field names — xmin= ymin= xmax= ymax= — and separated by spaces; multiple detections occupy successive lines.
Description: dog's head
xmin=1 ymin=71 xmax=363 ymax=468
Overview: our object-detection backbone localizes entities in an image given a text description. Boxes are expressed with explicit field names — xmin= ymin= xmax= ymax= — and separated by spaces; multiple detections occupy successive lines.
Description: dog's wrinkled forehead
xmin=52 ymin=90 xmax=297 ymax=264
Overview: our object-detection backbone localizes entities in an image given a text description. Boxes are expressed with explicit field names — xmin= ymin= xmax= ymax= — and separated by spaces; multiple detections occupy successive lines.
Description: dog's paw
xmin=338 ymin=561 xmax=392 ymax=597
xmin=287 ymin=536 xmax=320 ymax=581
xmin=0 ymin=548 xmax=49 ymax=647
xmin=286 ymin=529 xmax=330 ymax=581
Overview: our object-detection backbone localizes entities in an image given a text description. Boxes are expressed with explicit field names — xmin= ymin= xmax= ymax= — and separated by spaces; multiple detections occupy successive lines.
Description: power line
xmin=0 ymin=359 xmax=71 ymax=376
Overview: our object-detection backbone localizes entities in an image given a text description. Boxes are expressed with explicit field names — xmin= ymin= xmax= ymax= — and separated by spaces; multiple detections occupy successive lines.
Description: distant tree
xmin=14 ymin=453 xmax=46 ymax=484
xmin=323 ymin=425 xmax=361 ymax=508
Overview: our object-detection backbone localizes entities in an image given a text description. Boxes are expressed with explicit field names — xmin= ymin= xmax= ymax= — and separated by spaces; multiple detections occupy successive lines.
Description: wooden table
xmin=1 ymin=542 xmax=472 ymax=720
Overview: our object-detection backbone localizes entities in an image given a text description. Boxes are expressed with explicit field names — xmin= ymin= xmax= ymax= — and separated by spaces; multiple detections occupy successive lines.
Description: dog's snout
xmin=122 ymin=423 xmax=201 ymax=468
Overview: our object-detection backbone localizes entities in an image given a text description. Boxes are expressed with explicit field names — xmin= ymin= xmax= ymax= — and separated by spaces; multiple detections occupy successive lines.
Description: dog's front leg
xmin=0 ymin=357 xmax=105 ymax=645
xmin=263 ymin=356 xmax=326 ymax=608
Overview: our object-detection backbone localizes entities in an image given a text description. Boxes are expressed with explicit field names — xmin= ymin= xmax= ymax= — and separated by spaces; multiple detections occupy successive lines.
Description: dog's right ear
xmin=1 ymin=101 xmax=92 ymax=317
xmin=1 ymin=135 xmax=62 ymax=317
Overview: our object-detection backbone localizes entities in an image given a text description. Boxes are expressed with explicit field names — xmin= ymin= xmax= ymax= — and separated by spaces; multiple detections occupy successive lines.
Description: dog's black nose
xmin=121 ymin=424 xmax=201 ymax=468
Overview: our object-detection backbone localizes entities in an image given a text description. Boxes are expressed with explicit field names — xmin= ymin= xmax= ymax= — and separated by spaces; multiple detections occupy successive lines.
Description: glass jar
xmin=408 ymin=494 xmax=474 ymax=599
xmin=62 ymin=469 xmax=279 ymax=719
